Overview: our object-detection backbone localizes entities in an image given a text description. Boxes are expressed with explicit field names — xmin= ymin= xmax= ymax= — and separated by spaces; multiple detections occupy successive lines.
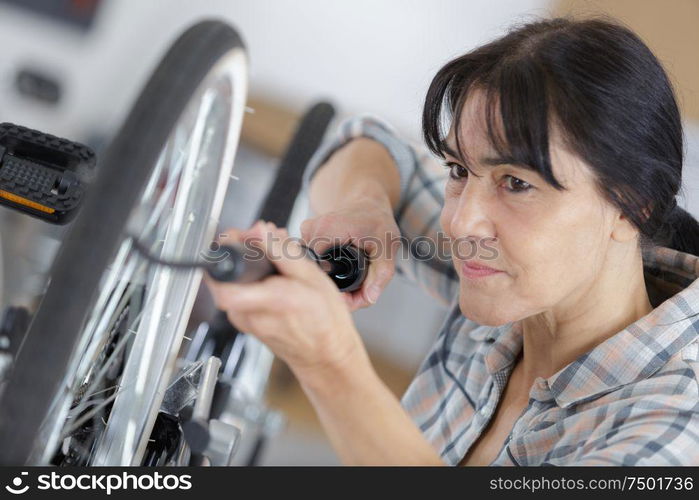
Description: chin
xmin=458 ymin=297 xmax=513 ymax=327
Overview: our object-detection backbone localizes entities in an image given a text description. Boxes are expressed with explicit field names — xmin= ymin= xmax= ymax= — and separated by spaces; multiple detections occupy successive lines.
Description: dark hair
xmin=422 ymin=16 xmax=699 ymax=256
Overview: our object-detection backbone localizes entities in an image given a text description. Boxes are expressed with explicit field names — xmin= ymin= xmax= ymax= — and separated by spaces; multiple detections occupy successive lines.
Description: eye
xmin=443 ymin=161 xmax=468 ymax=181
xmin=502 ymin=174 xmax=532 ymax=193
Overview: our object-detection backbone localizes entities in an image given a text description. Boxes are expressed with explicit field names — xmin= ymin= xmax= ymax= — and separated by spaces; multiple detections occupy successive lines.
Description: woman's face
xmin=440 ymin=90 xmax=621 ymax=326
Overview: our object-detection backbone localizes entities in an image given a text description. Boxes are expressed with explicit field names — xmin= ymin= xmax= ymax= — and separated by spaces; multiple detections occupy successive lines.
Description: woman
xmin=205 ymin=17 xmax=699 ymax=465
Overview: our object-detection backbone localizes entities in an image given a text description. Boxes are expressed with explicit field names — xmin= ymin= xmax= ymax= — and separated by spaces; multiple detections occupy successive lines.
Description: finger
xmin=341 ymin=292 xmax=355 ymax=310
xmin=204 ymin=272 xmax=240 ymax=312
xmin=218 ymin=276 xmax=307 ymax=314
xmin=341 ymin=290 xmax=361 ymax=311
xmin=249 ymin=221 xmax=330 ymax=285
xmin=217 ymin=227 xmax=245 ymax=244
xmin=219 ymin=221 xmax=270 ymax=246
xmin=355 ymin=232 xmax=398 ymax=305
xmin=238 ymin=220 xmax=270 ymax=247
xmin=215 ymin=221 xmax=274 ymax=270
xmin=300 ymin=219 xmax=344 ymax=256
xmin=360 ymin=256 xmax=394 ymax=305
xmin=299 ymin=218 xmax=315 ymax=243
xmin=223 ymin=310 xmax=287 ymax=344
xmin=224 ymin=308 xmax=253 ymax=334
xmin=300 ymin=216 xmax=353 ymax=255
xmin=203 ymin=272 xmax=224 ymax=306
xmin=215 ymin=281 xmax=278 ymax=314
xmin=204 ymin=228 xmax=245 ymax=265
xmin=343 ymin=290 xmax=368 ymax=312
xmin=210 ymin=224 xmax=266 ymax=260
xmin=224 ymin=308 xmax=276 ymax=338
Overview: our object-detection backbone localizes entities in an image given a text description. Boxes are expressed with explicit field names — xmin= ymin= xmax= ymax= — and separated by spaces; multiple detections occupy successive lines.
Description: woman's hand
xmin=300 ymin=193 xmax=402 ymax=311
xmin=204 ymin=220 xmax=370 ymax=383
xmin=205 ymin=219 xmax=443 ymax=466
xmin=304 ymin=137 xmax=403 ymax=311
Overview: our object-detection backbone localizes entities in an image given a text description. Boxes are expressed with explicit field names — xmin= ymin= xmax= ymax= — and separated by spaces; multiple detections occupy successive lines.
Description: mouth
xmin=460 ymin=260 xmax=504 ymax=280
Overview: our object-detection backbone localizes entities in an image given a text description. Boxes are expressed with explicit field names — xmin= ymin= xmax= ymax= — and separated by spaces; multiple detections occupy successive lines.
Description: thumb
xmin=362 ymin=255 xmax=394 ymax=304
xmin=360 ymin=233 xmax=399 ymax=304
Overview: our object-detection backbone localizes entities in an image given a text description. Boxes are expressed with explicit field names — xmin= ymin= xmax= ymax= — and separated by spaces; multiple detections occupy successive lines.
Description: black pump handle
xmin=206 ymin=242 xmax=369 ymax=293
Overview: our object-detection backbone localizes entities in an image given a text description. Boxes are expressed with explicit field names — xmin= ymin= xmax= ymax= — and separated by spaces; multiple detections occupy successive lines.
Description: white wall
xmin=0 ymin=0 xmax=697 ymax=368
xmin=0 ymin=0 xmax=554 ymax=141
xmin=0 ymin=0 xmax=694 ymax=192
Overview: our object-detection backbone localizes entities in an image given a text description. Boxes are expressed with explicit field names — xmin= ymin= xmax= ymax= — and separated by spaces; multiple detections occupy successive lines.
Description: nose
xmin=448 ymin=180 xmax=497 ymax=246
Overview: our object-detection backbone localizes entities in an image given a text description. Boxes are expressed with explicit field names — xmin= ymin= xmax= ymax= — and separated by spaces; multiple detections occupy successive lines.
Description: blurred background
xmin=0 ymin=0 xmax=696 ymax=464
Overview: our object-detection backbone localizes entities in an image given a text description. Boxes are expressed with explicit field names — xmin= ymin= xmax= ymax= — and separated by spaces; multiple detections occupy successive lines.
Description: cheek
xmin=502 ymin=201 xmax=607 ymax=297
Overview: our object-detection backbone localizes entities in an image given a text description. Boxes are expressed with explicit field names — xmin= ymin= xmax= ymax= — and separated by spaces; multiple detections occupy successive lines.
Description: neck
xmin=516 ymin=247 xmax=654 ymax=390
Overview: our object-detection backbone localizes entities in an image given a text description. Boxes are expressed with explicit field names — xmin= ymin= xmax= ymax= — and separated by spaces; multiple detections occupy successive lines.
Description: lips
xmin=460 ymin=260 xmax=503 ymax=278
xmin=463 ymin=261 xmax=499 ymax=271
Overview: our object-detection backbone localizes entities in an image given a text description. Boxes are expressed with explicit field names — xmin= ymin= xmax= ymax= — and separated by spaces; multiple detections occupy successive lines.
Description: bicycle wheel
xmin=183 ymin=101 xmax=335 ymax=466
xmin=0 ymin=19 xmax=248 ymax=465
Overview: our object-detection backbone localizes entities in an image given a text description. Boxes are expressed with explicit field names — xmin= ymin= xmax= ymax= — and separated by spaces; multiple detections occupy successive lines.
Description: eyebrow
xmin=443 ymin=144 xmax=520 ymax=169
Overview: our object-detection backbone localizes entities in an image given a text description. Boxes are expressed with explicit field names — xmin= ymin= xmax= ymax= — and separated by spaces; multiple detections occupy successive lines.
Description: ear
xmin=608 ymin=188 xmax=649 ymax=244
xmin=610 ymin=207 xmax=640 ymax=243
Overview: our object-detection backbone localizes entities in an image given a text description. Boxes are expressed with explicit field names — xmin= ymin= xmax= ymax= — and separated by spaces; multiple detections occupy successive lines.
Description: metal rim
xmin=34 ymin=45 xmax=248 ymax=466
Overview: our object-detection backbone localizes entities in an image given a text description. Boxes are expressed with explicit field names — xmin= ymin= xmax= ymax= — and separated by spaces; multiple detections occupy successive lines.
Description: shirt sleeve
xmin=301 ymin=114 xmax=458 ymax=307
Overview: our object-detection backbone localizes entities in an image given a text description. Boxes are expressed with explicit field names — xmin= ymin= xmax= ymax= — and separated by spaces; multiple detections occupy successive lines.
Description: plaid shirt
xmin=304 ymin=115 xmax=699 ymax=466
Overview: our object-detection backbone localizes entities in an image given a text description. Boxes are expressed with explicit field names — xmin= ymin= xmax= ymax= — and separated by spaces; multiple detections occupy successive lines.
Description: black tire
xmin=257 ymin=101 xmax=336 ymax=226
xmin=0 ymin=19 xmax=246 ymax=465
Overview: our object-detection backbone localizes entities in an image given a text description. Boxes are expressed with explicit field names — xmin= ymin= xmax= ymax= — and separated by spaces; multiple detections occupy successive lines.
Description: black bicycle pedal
xmin=0 ymin=123 xmax=96 ymax=224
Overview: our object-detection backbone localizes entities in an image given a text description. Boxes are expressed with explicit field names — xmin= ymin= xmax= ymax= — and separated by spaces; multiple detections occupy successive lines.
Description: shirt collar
xmin=469 ymin=245 xmax=699 ymax=408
